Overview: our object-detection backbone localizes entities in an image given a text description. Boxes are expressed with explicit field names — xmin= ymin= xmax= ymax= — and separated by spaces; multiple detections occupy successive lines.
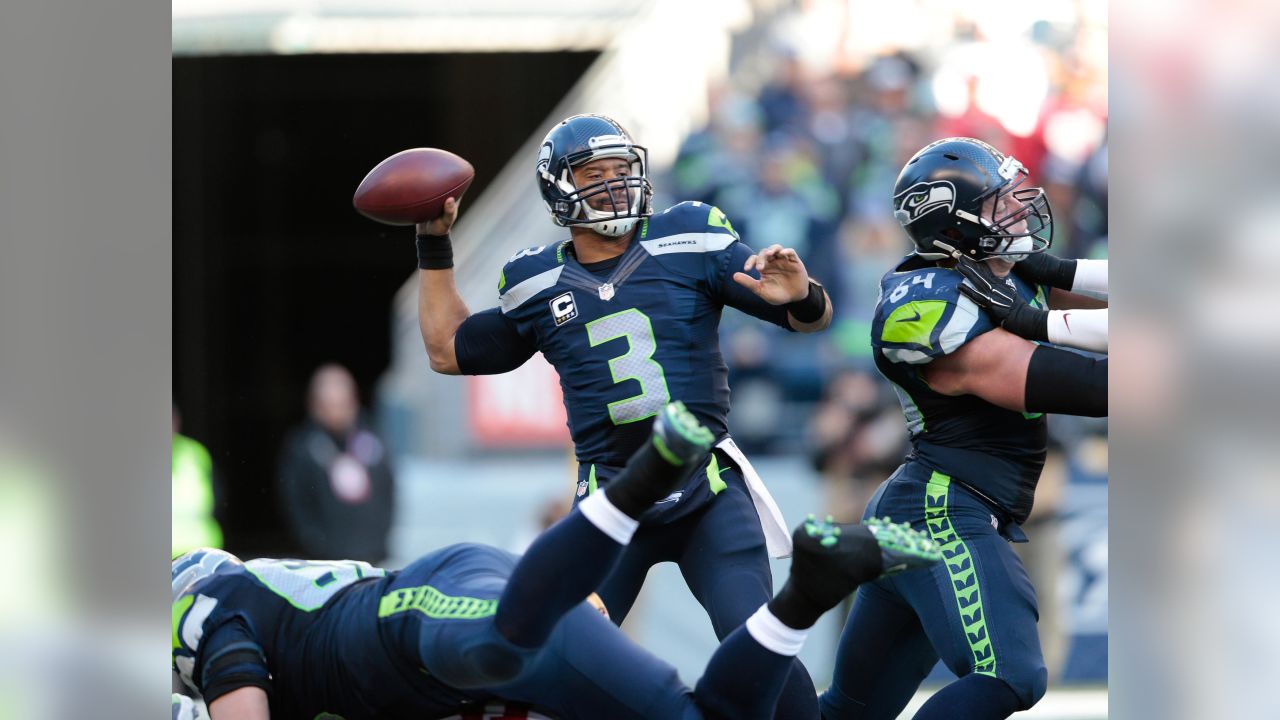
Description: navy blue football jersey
xmin=871 ymin=255 xmax=1049 ymax=523
xmin=471 ymin=201 xmax=791 ymax=466
xmin=172 ymin=555 xmax=486 ymax=719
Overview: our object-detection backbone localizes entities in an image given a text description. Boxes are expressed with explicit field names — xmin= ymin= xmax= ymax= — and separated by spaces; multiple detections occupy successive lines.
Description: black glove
xmin=1012 ymin=251 xmax=1076 ymax=290
xmin=955 ymin=258 xmax=1049 ymax=342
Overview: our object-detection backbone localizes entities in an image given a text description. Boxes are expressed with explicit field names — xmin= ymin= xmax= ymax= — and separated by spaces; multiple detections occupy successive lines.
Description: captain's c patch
xmin=550 ymin=291 xmax=578 ymax=326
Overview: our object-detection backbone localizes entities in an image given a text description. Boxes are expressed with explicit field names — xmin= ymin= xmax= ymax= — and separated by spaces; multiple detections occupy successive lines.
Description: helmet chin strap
xmin=931 ymin=240 xmax=965 ymax=261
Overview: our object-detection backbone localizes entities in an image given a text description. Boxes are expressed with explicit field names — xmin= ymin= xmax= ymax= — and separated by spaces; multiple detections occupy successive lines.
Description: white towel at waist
xmin=717 ymin=437 xmax=792 ymax=558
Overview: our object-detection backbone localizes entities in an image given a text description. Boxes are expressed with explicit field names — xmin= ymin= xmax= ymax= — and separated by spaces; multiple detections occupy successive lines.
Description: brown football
xmin=352 ymin=148 xmax=475 ymax=226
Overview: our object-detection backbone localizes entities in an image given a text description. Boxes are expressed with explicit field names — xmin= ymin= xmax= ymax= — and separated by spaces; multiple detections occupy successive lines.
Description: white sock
xmin=744 ymin=605 xmax=809 ymax=657
xmin=578 ymin=492 xmax=639 ymax=545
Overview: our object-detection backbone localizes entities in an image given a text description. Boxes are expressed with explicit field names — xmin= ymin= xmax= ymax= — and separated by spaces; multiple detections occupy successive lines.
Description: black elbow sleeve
xmin=1024 ymin=346 xmax=1108 ymax=417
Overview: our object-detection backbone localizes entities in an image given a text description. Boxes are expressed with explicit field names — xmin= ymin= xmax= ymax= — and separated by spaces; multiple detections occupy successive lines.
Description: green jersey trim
xmin=706 ymin=453 xmax=727 ymax=495
xmin=172 ymin=594 xmax=194 ymax=650
xmin=881 ymin=300 xmax=947 ymax=348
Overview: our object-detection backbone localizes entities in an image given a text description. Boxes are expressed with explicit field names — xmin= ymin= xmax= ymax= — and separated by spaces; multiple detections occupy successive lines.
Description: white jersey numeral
xmin=586 ymin=308 xmax=671 ymax=425
xmin=888 ymin=272 xmax=935 ymax=303
xmin=245 ymin=559 xmax=385 ymax=611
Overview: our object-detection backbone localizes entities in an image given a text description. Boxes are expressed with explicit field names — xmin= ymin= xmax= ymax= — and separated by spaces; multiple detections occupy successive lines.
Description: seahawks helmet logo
xmin=893 ymin=181 xmax=955 ymax=227
xmin=537 ymin=140 xmax=554 ymax=181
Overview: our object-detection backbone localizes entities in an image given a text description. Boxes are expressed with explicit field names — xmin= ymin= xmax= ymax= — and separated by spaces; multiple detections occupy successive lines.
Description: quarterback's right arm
xmin=414 ymin=199 xmax=538 ymax=375
xmin=416 ymin=198 xmax=469 ymax=374
xmin=923 ymin=328 xmax=1107 ymax=417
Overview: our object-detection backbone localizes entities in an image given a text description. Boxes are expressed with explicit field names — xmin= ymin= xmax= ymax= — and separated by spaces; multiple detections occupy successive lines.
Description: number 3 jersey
xmin=871 ymin=255 xmax=1049 ymax=525
xmin=453 ymin=202 xmax=793 ymax=517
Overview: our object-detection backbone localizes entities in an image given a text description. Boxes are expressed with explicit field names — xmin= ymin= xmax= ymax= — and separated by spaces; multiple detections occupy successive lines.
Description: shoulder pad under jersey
xmin=874 ymin=265 xmax=994 ymax=365
xmin=498 ymin=241 xmax=568 ymax=314
xmin=638 ymin=201 xmax=740 ymax=258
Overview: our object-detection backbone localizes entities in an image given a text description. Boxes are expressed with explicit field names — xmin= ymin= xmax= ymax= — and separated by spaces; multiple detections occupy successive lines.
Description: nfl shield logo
xmin=576 ymin=480 xmax=589 ymax=497
xmin=597 ymin=283 xmax=615 ymax=301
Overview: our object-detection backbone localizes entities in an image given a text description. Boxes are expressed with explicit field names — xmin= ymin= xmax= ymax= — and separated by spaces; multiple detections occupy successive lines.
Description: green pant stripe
xmin=924 ymin=471 xmax=997 ymax=677
xmin=378 ymin=584 xmax=498 ymax=620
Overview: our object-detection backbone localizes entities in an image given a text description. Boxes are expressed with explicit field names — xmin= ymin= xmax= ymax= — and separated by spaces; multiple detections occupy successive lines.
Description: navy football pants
xmin=819 ymin=462 xmax=1047 ymax=720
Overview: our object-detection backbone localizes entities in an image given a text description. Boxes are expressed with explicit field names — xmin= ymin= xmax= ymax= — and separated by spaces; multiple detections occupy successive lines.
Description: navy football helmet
xmin=892 ymin=137 xmax=1053 ymax=261
xmin=172 ymin=547 xmax=240 ymax=601
xmin=536 ymin=114 xmax=654 ymax=237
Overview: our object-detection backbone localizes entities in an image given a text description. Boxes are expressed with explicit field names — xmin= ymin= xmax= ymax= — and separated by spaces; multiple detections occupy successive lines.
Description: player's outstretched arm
xmin=956 ymin=257 xmax=1108 ymax=353
xmin=923 ymin=327 xmax=1107 ymax=417
xmin=207 ymin=687 xmax=270 ymax=720
xmin=1015 ymin=253 xmax=1109 ymax=300
xmin=732 ymin=244 xmax=833 ymax=332
xmin=415 ymin=198 xmax=468 ymax=374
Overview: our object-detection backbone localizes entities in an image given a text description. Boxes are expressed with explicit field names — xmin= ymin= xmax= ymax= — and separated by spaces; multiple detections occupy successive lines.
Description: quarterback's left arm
xmin=729 ymin=244 xmax=832 ymax=333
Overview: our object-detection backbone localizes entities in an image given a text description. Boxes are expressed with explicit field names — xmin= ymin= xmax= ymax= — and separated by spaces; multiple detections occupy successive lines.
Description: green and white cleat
xmin=863 ymin=517 xmax=943 ymax=578
xmin=650 ymin=401 xmax=715 ymax=467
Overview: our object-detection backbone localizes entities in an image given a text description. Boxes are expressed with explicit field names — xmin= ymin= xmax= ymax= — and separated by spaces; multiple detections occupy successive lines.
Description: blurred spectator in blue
xmin=838 ymin=54 xmax=932 ymax=329
xmin=278 ymin=363 xmax=395 ymax=563
xmin=668 ymin=87 xmax=763 ymax=207
xmin=757 ymin=49 xmax=809 ymax=135
xmin=1068 ymin=136 xmax=1108 ymax=259
xmin=715 ymin=134 xmax=839 ymax=262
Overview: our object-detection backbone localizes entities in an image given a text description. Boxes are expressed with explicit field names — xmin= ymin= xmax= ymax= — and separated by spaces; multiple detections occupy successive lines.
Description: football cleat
xmin=649 ymin=401 xmax=715 ymax=467
xmin=862 ymin=516 xmax=943 ymax=578
xmin=787 ymin=515 xmax=942 ymax=612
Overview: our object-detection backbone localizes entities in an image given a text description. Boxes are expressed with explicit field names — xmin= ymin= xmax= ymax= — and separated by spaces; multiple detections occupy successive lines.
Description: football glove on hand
xmin=955 ymin=257 xmax=1050 ymax=342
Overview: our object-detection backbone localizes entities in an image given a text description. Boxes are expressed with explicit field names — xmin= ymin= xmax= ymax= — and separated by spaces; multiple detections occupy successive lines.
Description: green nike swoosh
xmin=896 ymin=310 xmax=922 ymax=323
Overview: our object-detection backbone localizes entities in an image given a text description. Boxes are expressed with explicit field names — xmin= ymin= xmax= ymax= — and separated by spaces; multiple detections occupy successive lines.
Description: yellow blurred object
xmin=172 ymin=433 xmax=223 ymax=557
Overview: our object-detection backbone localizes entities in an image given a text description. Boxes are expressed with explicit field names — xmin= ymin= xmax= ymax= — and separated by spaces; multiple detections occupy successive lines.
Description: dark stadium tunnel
xmin=174 ymin=51 xmax=597 ymax=556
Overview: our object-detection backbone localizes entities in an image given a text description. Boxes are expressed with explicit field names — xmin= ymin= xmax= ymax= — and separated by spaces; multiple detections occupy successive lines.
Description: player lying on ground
xmin=173 ymin=402 xmax=941 ymax=720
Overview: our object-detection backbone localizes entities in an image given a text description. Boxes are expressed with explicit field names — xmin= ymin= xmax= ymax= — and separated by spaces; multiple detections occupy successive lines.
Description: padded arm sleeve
xmin=1024 ymin=345 xmax=1108 ymax=417
xmin=198 ymin=620 xmax=272 ymax=705
xmin=1072 ymin=259 xmax=1109 ymax=298
xmin=454 ymin=308 xmax=538 ymax=375
xmin=1047 ymin=308 xmax=1108 ymax=353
